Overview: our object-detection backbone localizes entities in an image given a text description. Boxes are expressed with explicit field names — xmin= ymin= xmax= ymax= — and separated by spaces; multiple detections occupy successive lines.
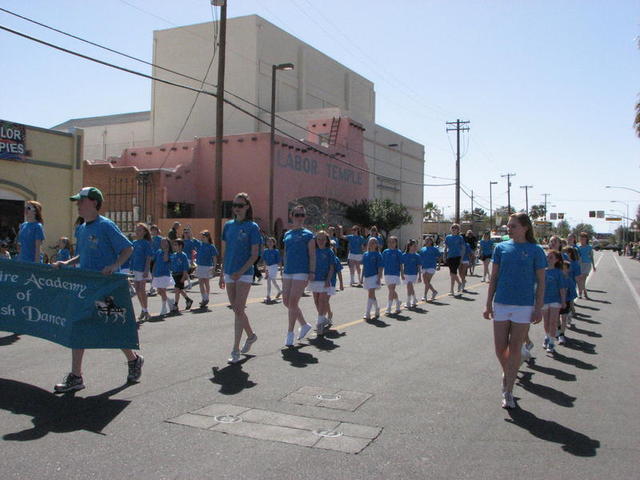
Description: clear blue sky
xmin=1 ymin=0 xmax=639 ymax=233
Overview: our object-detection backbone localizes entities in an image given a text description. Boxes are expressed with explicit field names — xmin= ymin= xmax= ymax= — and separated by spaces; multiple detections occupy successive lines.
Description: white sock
xmin=373 ymin=300 xmax=378 ymax=311
xmin=141 ymin=307 xmax=148 ymax=312
xmin=267 ymin=280 xmax=272 ymax=297
xmin=387 ymin=301 xmax=392 ymax=310
xmin=350 ymin=274 xmax=355 ymax=284
xmin=366 ymin=298 xmax=373 ymax=315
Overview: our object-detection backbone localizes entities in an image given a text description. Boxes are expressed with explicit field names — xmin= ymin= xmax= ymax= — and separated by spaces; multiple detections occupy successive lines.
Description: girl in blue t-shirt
xmin=360 ymin=237 xmax=383 ymax=319
xmin=576 ymin=232 xmax=596 ymax=299
xmin=326 ymin=254 xmax=344 ymax=326
xmin=56 ymin=236 xmax=72 ymax=263
xmin=419 ymin=236 xmax=441 ymax=302
xmin=402 ymin=239 xmax=421 ymax=308
xmin=338 ymin=224 xmax=365 ymax=286
xmin=282 ymin=204 xmax=316 ymax=347
xmin=479 ymin=231 xmax=494 ymax=282
xmin=263 ymin=236 xmax=282 ymax=303
xmin=542 ymin=250 xmax=566 ymax=354
xmin=382 ymin=236 xmax=403 ymax=314
xmin=444 ymin=223 xmax=464 ymax=296
xmin=194 ymin=230 xmax=218 ymax=308
xmin=562 ymin=246 xmax=581 ymax=323
xmin=484 ymin=213 xmax=547 ymax=409
xmin=558 ymin=260 xmax=576 ymax=346
xmin=131 ymin=223 xmax=154 ymax=322
xmin=367 ymin=225 xmax=385 ymax=251
xmin=181 ymin=227 xmax=197 ymax=290
xmin=152 ymin=238 xmax=176 ymax=316
xmin=170 ymin=239 xmax=193 ymax=312
xmin=18 ymin=200 xmax=45 ymax=263
xmin=310 ymin=231 xmax=336 ymax=334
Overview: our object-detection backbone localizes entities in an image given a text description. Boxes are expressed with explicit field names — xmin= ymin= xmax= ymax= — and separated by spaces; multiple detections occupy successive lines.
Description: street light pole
xmin=489 ymin=181 xmax=497 ymax=231
xmin=605 ymin=185 xmax=640 ymax=195
xmin=611 ymin=200 xmax=629 ymax=243
xmin=268 ymin=62 xmax=294 ymax=235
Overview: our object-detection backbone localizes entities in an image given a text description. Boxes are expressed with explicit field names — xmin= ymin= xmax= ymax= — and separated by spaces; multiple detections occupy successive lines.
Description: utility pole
xmin=470 ymin=189 xmax=474 ymax=231
xmin=520 ymin=185 xmax=533 ymax=215
xmin=446 ymin=119 xmax=470 ymax=224
xmin=501 ymin=173 xmax=516 ymax=215
xmin=213 ymin=0 xmax=227 ymax=249
xmin=542 ymin=193 xmax=551 ymax=220
xmin=489 ymin=180 xmax=497 ymax=231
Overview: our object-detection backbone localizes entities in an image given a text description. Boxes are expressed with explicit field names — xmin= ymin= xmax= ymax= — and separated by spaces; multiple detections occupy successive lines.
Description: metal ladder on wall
xmin=328 ymin=117 xmax=341 ymax=145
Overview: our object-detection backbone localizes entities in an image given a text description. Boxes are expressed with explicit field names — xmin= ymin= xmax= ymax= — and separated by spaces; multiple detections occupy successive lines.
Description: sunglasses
xmin=232 ymin=203 xmax=247 ymax=208
xmin=293 ymin=213 xmax=306 ymax=218
xmin=25 ymin=205 xmax=35 ymax=211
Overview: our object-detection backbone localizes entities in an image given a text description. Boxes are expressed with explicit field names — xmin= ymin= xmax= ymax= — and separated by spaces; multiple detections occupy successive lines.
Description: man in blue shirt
xmin=53 ymin=187 xmax=142 ymax=393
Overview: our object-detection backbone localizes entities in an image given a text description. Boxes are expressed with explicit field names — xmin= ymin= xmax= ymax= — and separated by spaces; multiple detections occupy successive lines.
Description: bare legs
xmin=282 ymin=279 xmax=309 ymax=333
xmin=226 ymin=280 xmax=253 ymax=352
xmin=493 ymin=321 xmax=530 ymax=394
xmin=348 ymin=260 xmax=362 ymax=286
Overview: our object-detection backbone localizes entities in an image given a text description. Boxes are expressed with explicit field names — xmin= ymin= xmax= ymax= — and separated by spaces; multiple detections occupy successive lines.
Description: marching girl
xmin=309 ymin=231 xmax=336 ymax=334
xmin=219 ymin=193 xmax=262 ymax=363
xmin=56 ymin=237 xmax=72 ymax=263
xmin=576 ymin=232 xmax=596 ymax=299
xmin=484 ymin=213 xmax=547 ymax=409
xmin=282 ymin=204 xmax=316 ymax=347
xmin=148 ymin=225 xmax=162 ymax=296
xmin=326 ymin=254 xmax=344 ymax=326
xmin=419 ymin=236 xmax=440 ymax=302
xmin=402 ymin=239 xmax=421 ymax=308
xmin=464 ymin=230 xmax=478 ymax=276
xmin=479 ymin=232 xmax=494 ymax=282
xmin=557 ymin=260 xmax=575 ymax=345
xmin=368 ymin=225 xmax=384 ymax=251
xmin=459 ymin=241 xmax=473 ymax=291
xmin=338 ymin=225 xmax=365 ymax=286
xmin=170 ymin=239 xmax=194 ymax=311
xmin=195 ymin=230 xmax=218 ymax=308
xmin=182 ymin=227 xmax=198 ymax=290
xmin=542 ymin=250 xmax=566 ymax=354
xmin=382 ymin=236 xmax=403 ymax=314
xmin=152 ymin=237 xmax=176 ymax=316
xmin=444 ymin=224 xmax=465 ymax=296
xmin=562 ymin=246 xmax=581 ymax=326
xmin=361 ymin=237 xmax=383 ymax=319
xmin=131 ymin=223 xmax=154 ymax=322
xmin=18 ymin=200 xmax=45 ymax=263
xmin=262 ymin=236 xmax=282 ymax=303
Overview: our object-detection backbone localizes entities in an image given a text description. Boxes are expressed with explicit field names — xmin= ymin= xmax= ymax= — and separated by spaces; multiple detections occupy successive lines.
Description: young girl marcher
xmin=195 ymin=230 xmax=218 ymax=308
xmin=18 ymin=200 xmax=45 ymax=263
xmin=479 ymin=231 xmax=494 ymax=282
xmin=152 ymin=238 xmax=175 ymax=316
xmin=170 ymin=239 xmax=194 ymax=311
xmin=262 ymin=237 xmax=282 ymax=303
xmin=484 ymin=213 xmax=547 ymax=409
xmin=219 ymin=193 xmax=262 ymax=363
xmin=56 ymin=237 xmax=72 ymax=263
xmin=310 ymin=231 xmax=336 ymax=334
xmin=402 ymin=239 xmax=421 ymax=308
xmin=382 ymin=236 xmax=403 ymax=314
xmin=282 ymin=205 xmax=316 ymax=347
xmin=131 ymin=223 xmax=154 ymax=322
xmin=541 ymin=250 xmax=566 ymax=354
xmin=576 ymin=232 xmax=596 ymax=299
xmin=361 ymin=237 xmax=383 ymax=319
xmin=419 ymin=236 xmax=440 ymax=302
xmin=339 ymin=225 xmax=365 ymax=286
xmin=444 ymin=224 xmax=465 ymax=296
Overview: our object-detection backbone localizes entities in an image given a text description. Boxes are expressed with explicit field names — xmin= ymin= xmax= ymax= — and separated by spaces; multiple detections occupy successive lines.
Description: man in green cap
xmin=52 ymin=186 xmax=142 ymax=393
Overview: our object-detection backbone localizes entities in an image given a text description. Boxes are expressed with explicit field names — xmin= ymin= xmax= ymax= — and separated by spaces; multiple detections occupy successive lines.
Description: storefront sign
xmin=0 ymin=120 xmax=26 ymax=160
xmin=277 ymin=150 xmax=364 ymax=185
xmin=0 ymin=259 xmax=139 ymax=349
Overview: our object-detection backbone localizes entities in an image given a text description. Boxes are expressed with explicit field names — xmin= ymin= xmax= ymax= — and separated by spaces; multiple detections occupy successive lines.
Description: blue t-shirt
xmin=283 ymin=228 xmax=314 ymax=274
xmin=402 ymin=252 xmax=421 ymax=275
xmin=492 ymin=240 xmax=548 ymax=306
xmin=170 ymin=251 xmax=190 ymax=273
xmin=76 ymin=216 xmax=132 ymax=272
xmin=479 ymin=239 xmax=494 ymax=256
xmin=152 ymin=249 xmax=171 ymax=277
xmin=462 ymin=243 xmax=472 ymax=262
xmin=362 ymin=250 xmax=383 ymax=278
xmin=382 ymin=248 xmax=403 ymax=276
xmin=222 ymin=220 xmax=262 ymax=275
xmin=18 ymin=221 xmax=45 ymax=263
xmin=262 ymin=248 xmax=281 ymax=266
xmin=314 ymin=247 xmax=337 ymax=282
xmin=419 ymin=246 xmax=441 ymax=269
xmin=346 ymin=235 xmax=365 ymax=255
xmin=544 ymin=268 xmax=565 ymax=304
xmin=330 ymin=256 xmax=343 ymax=286
xmin=196 ymin=241 xmax=218 ymax=267
xmin=563 ymin=272 xmax=577 ymax=302
xmin=183 ymin=238 xmax=198 ymax=261
xmin=445 ymin=234 xmax=465 ymax=258
xmin=577 ymin=245 xmax=593 ymax=263
xmin=570 ymin=260 xmax=581 ymax=279
xmin=151 ymin=235 xmax=162 ymax=252
xmin=131 ymin=239 xmax=153 ymax=272
xmin=57 ymin=248 xmax=71 ymax=262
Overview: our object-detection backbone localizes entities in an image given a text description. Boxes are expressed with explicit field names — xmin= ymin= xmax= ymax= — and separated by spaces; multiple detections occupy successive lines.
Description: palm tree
xmin=423 ymin=201 xmax=440 ymax=221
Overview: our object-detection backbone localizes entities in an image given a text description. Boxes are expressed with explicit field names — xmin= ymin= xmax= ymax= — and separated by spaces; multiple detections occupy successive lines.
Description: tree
xmin=423 ymin=201 xmax=440 ymax=221
xmin=370 ymin=198 xmax=413 ymax=237
xmin=572 ymin=223 xmax=595 ymax=238
xmin=529 ymin=204 xmax=547 ymax=220
xmin=555 ymin=219 xmax=571 ymax=237
xmin=494 ymin=206 xmax=515 ymax=226
xmin=344 ymin=199 xmax=372 ymax=227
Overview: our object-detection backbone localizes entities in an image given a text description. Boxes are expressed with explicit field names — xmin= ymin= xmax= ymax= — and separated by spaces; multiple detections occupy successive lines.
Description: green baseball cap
xmin=70 ymin=186 xmax=103 ymax=202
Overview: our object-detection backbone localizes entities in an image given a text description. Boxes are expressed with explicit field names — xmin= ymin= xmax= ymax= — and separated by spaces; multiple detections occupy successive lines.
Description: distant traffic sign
xmin=606 ymin=217 xmax=622 ymax=221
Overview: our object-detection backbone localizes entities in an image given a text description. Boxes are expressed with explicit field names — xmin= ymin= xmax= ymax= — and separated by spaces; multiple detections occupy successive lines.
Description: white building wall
xmin=81 ymin=121 xmax=151 ymax=161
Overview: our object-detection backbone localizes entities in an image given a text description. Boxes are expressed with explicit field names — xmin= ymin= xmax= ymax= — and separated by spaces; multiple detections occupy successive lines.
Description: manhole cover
xmin=313 ymin=429 xmax=343 ymax=438
xmin=214 ymin=415 xmax=242 ymax=424
xmin=316 ymin=393 xmax=341 ymax=401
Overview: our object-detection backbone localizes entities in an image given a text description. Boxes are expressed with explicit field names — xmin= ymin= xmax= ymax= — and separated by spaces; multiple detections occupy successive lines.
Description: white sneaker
xmin=501 ymin=392 xmax=516 ymax=409
xmin=394 ymin=305 xmax=401 ymax=314
xmin=520 ymin=344 xmax=531 ymax=364
xmin=228 ymin=350 xmax=241 ymax=364
xmin=240 ymin=334 xmax=258 ymax=354
xmin=385 ymin=307 xmax=392 ymax=315
xmin=285 ymin=332 xmax=295 ymax=347
xmin=160 ymin=304 xmax=168 ymax=316
xmin=298 ymin=323 xmax=313 ymax=340
xmin=316 ymin=318 xmax=329 ymax=335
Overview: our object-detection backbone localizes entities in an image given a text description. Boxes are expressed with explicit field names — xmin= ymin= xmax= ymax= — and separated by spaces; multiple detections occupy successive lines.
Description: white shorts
xmin=132 ymin=270 xmax=150 ymax=282
xmin=363 ymin=275 xmax=380 ymax=290
xmin=422 ymin=268 xmax=436 ymax=275
xmin=283 ymin=273 xmax=309 ymax=281
xmin=580 ymin=262 xmax=591 ymax=276
xmin=152 ymin=275 xmax=174 ymax=289
xmin=196 ymin=265 xmax=214 ymax=279
xmin=493 ymin=303 xmax=534 ymax=324
xmin=309 ymin=281 xmax=328 ymax=293
xmin=266 ymin=264 xmax=279 ymax=278
xmin=327 ymin=286 xmax=337 ymax=296
xmin=223 ymin=273 xmax=252 ymax=284
xmin=120 ymin=268 xmax=132 ymax=276
xmin=461 ymin=260 xmax=470 ymax=265
xmin=403 ymin=274 xmax=417 ymax=284
xmin=348 ymin=253 xmax=363 ymax=262
xmin=384 ymin=275 xmax=401 ymax=285
xmin=543 ymin=302 xmax=562 ymax=309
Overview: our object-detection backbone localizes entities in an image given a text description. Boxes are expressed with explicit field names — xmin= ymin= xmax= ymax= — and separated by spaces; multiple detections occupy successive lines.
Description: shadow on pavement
xmin=552 ymin=352 xmax=597 ymax=370
xmin=570 ymin=326 xmax=602 ymax=338
xmin=586 ymin=289 xmax=607 ymax=294
xmin=323 ymin=329 xmax=346 ymax=340
xmin=429 ymin=301 xmax=450 ymax=306
xmin=280 ymin=346 xmax=319 ymax=368
xmin=387 ymin=313 xmax=412 ymax=321
xmin=505 ymin=407 xmax=600 ymax=456
xmin=210 ymin=361 xmax=256 ymax=395
xmin=308 ymin=336 xmax=340 ymax=352
xmin=0 ymin=333 xmax=20 ymax=347
xmin=365 ymin=317 xmax=390 ymax=328
xmin=575 ymin=304 xmax=600 ymax=311
xmin=0 ymin=379 xmax=131 ymax=441
xmin=588 ymin=298 xmax=611 ymax=304
xmin=527 ymin=363 xmax=577 ymax=382
xmin=517 ymin=372 xmax=576 ymax=407
xmin=563 ymin=337 xmax=597 ymax=354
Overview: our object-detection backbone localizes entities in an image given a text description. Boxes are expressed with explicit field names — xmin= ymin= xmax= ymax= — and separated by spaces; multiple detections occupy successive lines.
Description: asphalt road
xmin=1 ymin=251 xmax=639 ymax=479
